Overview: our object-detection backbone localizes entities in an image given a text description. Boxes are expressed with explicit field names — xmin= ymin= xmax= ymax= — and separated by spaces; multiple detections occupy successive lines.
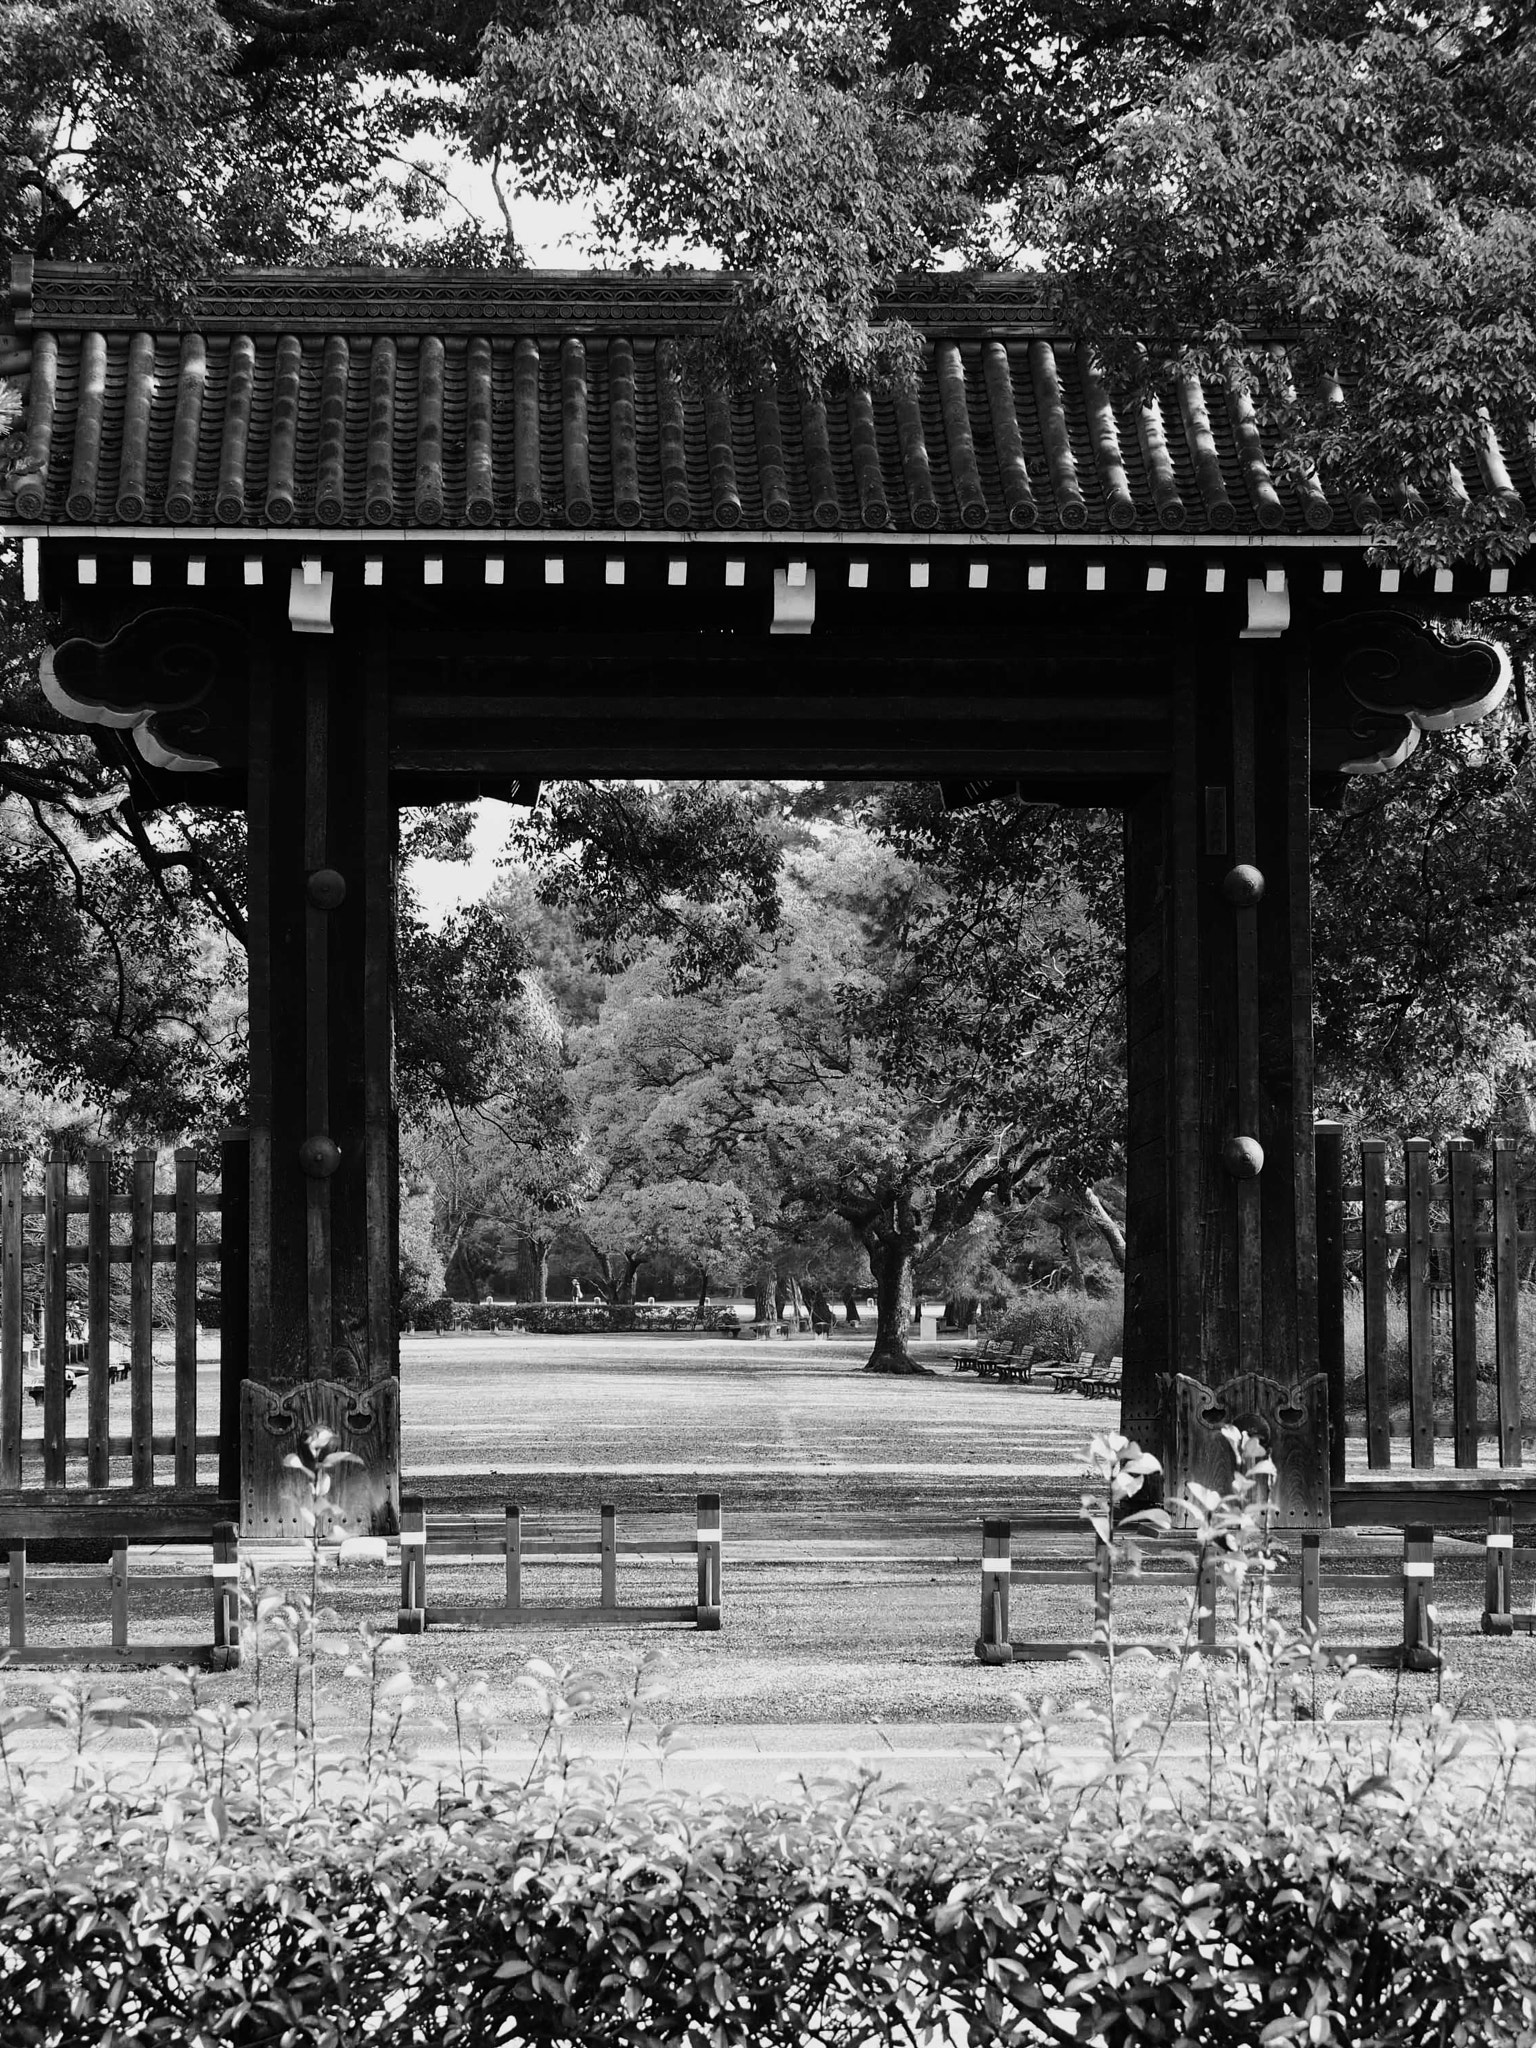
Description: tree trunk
xmin=696 ymin=1266 xmax=709 ymax=1312
xmin=754 ymin=1263 xmax=774 ymax=1325
xmin=842 ymin=1291 xmax=862 ymax=1327
xmin=862 ymin=1197 xmax=929 ymax=1375
xmin=1061 ymin=1216 xmax=1086 ymax=1289
xmin=532 ymin=1237 xmax=550 ymax=1303
xmin=1080 ymin=1184 xmax=1127 ymax=1273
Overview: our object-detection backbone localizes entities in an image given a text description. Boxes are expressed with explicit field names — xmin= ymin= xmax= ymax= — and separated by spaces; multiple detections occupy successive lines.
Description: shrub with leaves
xmin=0 ymin=1428 xmax=1532 ymax=2045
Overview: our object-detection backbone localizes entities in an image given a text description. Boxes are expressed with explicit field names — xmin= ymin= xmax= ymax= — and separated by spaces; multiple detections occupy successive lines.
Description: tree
xmin=474 ymin=0 xmax=1536 ymax=568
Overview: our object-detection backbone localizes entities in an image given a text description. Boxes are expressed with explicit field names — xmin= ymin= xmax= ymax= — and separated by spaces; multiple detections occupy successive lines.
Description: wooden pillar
xmin=1123 ymin=632 xmax=1324 ymax=1523
xmin=242 ymin=620 xmax=400 ymax=1537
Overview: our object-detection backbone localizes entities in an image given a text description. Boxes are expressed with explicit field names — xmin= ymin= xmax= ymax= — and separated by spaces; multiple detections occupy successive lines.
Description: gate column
xmin=1123 ymin=632 xmax=1325 ymax=1524
xmin=241 ymin=620 xmax=400 ymax=1539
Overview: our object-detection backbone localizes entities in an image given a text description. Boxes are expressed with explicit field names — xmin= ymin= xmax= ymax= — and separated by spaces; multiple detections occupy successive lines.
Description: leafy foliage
xmin=0 ymin=1433 xmax=1532 ymax=2045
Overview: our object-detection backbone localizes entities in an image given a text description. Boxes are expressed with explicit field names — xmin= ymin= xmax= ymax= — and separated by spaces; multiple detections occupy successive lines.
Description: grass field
xmin=4 ymin=1331 xmax=1535 ymax=1736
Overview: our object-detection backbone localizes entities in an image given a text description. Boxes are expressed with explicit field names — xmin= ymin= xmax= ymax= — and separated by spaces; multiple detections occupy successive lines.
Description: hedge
xmin=0 ymin=1429 xmax=1532 ymax=2044
xmin=403 ymin=1297 xmax=742 ymax=1334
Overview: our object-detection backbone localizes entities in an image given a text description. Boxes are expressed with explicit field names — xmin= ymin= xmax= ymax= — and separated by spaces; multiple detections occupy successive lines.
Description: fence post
xmin=1492 ymin=1137 xmax=1522 ymax=1468
xmin=696 ymin=1491 xmax=721 ymax=1630
xmin=1446 ymin=1136 xmax=1479 ymax=1470
xmin=1360 ymin=1138 xmax=1391 ymax=1468
xmin=600 ymin=1504 xmax=617 ymax=1609
xmin=1401 ymin=1524 xmax=1438 ymax=1670
xmin=7 ymin=1541 xmax=24 ymax=1652
xmin=976 ymin=1518 xmax=1012 ymax=1663
xmin=1196 ymin=1546 xmax=1218 ymax=1652
xmin=1314 ymin=1121 xmax=1347 ymax=1490
xmin=1 ymin=1154 xmax=23 ymax=1489
xmin=211 ymin=1521 xmax=240 ymax=1669
xmin=130 ymin=1148 xmax=155 ymax=1490
xmin=1404 ymin=1139 xmax=1435 ymax=1468
xmin=219 ymin=1129 xmax=250 ymax=1501
xmin=397 ymin=1494 xmax=425 ymax=1632
xmin=111 ymin=1541 xmax=129 ymax=1651
xmin=86 ymin=1145 xmax=111 ymax=1489
xmin=43 ymin=1146 xmax=68 ymax=1490
xmin=1483 ymin=1498 xmax=1514 ymax=1635
xmin=1301 ymin=1534 xmax=1321 ymax=1636
xmin=505 ymin=1502 xmax=521 ymax=1616
xmin=174 ymin=1148 xmax=198 ymax=1489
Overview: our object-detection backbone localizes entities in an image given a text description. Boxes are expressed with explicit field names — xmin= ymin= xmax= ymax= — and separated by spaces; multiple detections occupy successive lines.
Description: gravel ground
xmin=3 ymin=1332 xmax=1533 ymax=1732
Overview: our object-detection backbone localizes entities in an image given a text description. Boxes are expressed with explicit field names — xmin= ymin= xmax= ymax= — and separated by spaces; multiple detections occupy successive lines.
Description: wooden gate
xmin=1316 ymin=1123 xmax=1531 ymax=1483
xmin=0 ymin=1131 xmax=245 ymax=1531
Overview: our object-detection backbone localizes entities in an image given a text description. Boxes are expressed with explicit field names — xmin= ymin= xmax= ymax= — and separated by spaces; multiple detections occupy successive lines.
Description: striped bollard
xmin=1401 ymin=1524 xmax=1439 ymax=1670
xmin=7 ymin=1541 xmax=24 ymax=1654
xmin=600 ymin=1504 xmax=618 ymax=1609
xmin=976 ymin=1518 xmax=1013 ymax=1663
xmin=397 ymin=1494 xmax=426 ymax=1633
xmin=696 ymin=1492 xmax=722 ymax=1630
xmin=1483 ymin=1498 xmax=1515 ymax=1635
xmin=211 ymin=1520 xmax=240 ymax=1668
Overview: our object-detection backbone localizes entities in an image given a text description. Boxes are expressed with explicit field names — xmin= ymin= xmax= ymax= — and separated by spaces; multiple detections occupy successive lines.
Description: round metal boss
xmin=307 ymin=867 xmax=347 ymax=911
xmin=1221 ymin=863 xmax=1265 ymax=908
xmin=1222 ymin=1134 xmax=1265 ymax=1180
xmin=299 ymin=1134 xmax=342 ymax=1179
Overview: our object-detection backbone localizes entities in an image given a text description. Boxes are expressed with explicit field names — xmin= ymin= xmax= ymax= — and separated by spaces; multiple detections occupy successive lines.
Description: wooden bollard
xmin=505 ymin=1503 xmax=522 ymax=1616
xmin=1401 ymin=1524 xmax=1439 ymax=1670
xmin=1195 ymin=1546 xmax=1218 ymax=1652
xmin=696 ymin=1492 xmax=722 ymax=1630
xmin=7 ymin=1539 xmax=24 ymax=1653
xmin=211 ymin=1521 xmax=241 ymax=1669
xmin=976 ymin=1518 xmax=1013 ymax=1663
xmin=111 ymin=1541 xmax=129 ymax=1651
xmin=1483 ymin=1498 xmax=1515 ymax=1635
xmin=600 ymin=1504 xmax=617 ymax=1608
xmin=1300 ymin=1534 xmax=1322 ymax=1638
xmin=397 ymin=1494 xmax=426 ymax=1632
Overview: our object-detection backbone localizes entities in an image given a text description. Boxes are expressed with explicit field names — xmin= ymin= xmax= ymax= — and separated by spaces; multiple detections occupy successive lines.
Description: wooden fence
xmin=0 ymin=1133 xmax=246 ymax=1502
xmin=1316 ymin=1123 xmax=1531 ymax=1478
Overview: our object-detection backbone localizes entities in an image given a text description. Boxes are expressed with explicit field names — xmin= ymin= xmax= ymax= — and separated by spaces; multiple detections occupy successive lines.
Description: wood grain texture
xmin=1404 ymin=1139 xmax=1434 ymax=1467
xmin=1360 ymin=1138 xmax=1391 ymax=1467
xmin=174 ymin=1147 xmax=198 ymax=1489
xmin=1167 ymin=1370 xmax=1329 ymax=1526
xmin=86 ymin=1146 xmax=110 ymax=1487
xmin=1494 ymin=1138 xmax=1522 ymax=1466
xmin=1447 ymin=1138 xmax=1479 ymax=1468
xmin=1314 ymin=1122 xmax=1347 ymax=1488
xmin=1 ymin=1155 xmax=22 ymax=1489
xmin=240 ymin=1377 xmax=400 ymax=1539
xmin=43 ymin=1148 xmax=67 ymax=1489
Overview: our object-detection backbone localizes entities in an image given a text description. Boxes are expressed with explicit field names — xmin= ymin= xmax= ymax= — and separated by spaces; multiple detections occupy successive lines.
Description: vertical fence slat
xmin=1361 ymin=1138 xmax=1391 ymax=1467
xmin=131 ymin=1147 xmax=155 ymax=1490
xmin=86 ymin=1145 xmax=111 ymax=1488
xmin=43 ymin=1146 xmax=68 ymax=1489
xmin=0 ymin=1155 xmax=22 ymax=1488
xmin=1404 ymin=1138 xmax=1435 ymax=1468
xmin=1314 ymin=1122 xmax=1346 ymax=1488
xmin=1493 ymin=1137 xmax=1522 ymax=1468
xmin=1447 ymin=1137 xmax=1479 ymax=1470
xmin=174 ymin=1148 xmax=197 ymax=1489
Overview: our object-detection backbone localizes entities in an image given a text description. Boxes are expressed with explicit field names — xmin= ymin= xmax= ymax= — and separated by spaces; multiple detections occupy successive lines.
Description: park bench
xmin=949 ymin=1335 xmax=1015 ymax=1374
xmin=1078 ymin=1356 xmax=1123 ymax=1399
xmin=974 ymin=1339 xmax=1031 ymax=1381
xmin=993 ymin=1347 xmax=1038 ymax=1385
xmin=1030 ymin=1349 xmax=1096 ymax=1394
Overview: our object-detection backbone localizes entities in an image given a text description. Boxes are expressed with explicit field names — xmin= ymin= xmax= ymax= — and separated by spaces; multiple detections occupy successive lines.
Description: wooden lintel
xmin=390 ymin=746 xmax=1173 ymax=779
xmin=390 ymin=693 xmax=1173 ymax=725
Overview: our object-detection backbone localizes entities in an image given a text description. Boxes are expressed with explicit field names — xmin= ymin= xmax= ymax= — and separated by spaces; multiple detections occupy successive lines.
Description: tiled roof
xmin=3 ymin=261 xmax=1526 ymax=538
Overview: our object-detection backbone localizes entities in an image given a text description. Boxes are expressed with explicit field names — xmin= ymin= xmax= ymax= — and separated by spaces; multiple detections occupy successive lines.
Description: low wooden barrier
xmin=396 ymin=1493 xmax=722 ymax=1633
xmin=975 ymin=1517 xmax=1439 ymax=1671
xmin=1 ymin=1520 xmax=240 ymax=1667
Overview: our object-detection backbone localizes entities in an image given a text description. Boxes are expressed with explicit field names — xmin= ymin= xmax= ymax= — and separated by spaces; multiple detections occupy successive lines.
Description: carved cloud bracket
xmin=1311 ymin=609 xmax=1509 ymax=778
xmin=41 ymin=606 xmax=247 ymax=773
xmin=1164 ymin=1371 xmax=1330 ymax=1529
